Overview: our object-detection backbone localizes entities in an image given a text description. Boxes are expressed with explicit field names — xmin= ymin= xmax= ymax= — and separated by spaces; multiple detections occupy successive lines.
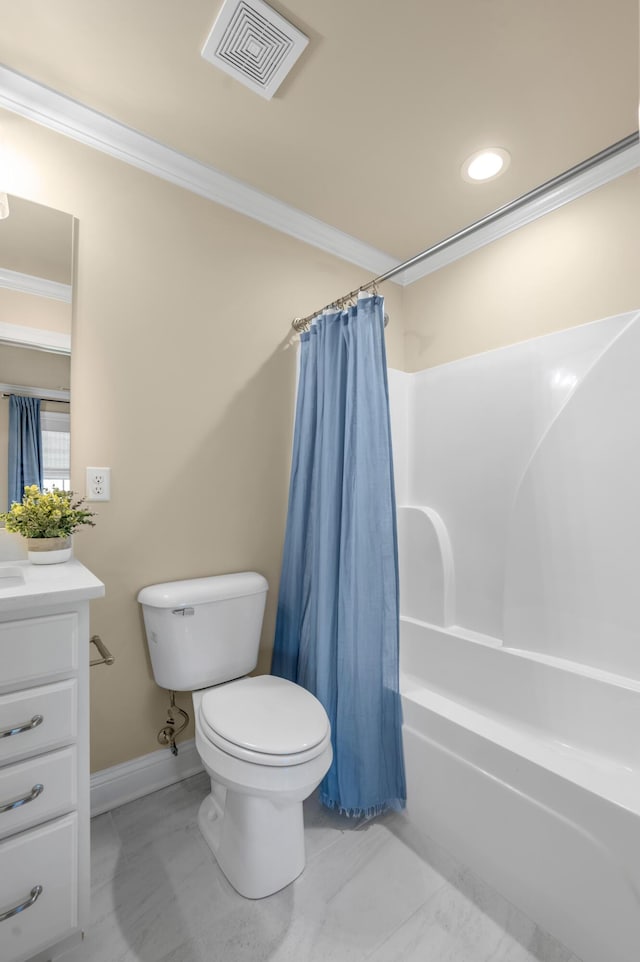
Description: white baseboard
xmin=90 ymin=739 xmax=204 ymax=817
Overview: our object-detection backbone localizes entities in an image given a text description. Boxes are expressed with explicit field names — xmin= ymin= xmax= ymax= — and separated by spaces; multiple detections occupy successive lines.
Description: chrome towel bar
xmin=90 ymin=634 xmax=115 ymax=667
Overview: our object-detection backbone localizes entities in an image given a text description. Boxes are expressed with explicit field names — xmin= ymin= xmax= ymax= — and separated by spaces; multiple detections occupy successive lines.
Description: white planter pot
xmin=27 ymin=537 xmax=72 ymax=565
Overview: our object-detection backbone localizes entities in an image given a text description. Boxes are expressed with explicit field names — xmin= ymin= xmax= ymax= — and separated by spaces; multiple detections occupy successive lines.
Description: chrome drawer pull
xmin=0 ymin=715 xmax=44 ymax=739
xmin=0 ymin=783 xmax=44 ymax=813
xmin=0 ymin=885 xmax=43 ymax=923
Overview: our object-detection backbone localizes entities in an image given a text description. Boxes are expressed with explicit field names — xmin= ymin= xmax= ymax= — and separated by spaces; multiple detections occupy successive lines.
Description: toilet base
xmin=198 ymin=781 xmax=306 ymax=899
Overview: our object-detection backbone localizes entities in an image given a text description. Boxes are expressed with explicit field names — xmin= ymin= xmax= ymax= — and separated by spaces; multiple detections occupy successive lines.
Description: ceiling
xmin=0 ymin=0 xmax=637 ymax=263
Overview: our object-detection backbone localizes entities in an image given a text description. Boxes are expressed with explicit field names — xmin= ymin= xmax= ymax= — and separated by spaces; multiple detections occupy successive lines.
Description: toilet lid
xmin=199 ymin=675 xmax=330 ymax=756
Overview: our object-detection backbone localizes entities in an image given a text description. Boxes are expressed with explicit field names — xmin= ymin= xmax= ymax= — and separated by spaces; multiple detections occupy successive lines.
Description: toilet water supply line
xmin=157 ymin=691 xmax=189 ymax=756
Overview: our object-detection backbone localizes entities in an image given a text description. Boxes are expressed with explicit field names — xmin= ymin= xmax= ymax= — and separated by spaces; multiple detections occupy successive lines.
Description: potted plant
xmin=0 ymin=485 xmax=96 ymax=564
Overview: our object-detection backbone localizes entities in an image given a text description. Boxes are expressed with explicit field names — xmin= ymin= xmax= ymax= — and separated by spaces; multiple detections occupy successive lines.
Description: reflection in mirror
xmin=0 ymin=196 xmax=74 ymax=526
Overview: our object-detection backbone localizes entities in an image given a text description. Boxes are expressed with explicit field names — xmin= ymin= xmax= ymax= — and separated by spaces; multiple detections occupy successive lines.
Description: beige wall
xmin=1 ymin=110 xmax=404 ymax=771
xmin=0 ymin=344 xmax=70 ymax=511
xmin=401 ymin=171 xmax=640 ymax=371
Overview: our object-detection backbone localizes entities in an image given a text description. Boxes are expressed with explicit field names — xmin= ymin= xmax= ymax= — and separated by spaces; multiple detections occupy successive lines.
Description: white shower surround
xmin=388 ymin=309 xmax=640 ymax=962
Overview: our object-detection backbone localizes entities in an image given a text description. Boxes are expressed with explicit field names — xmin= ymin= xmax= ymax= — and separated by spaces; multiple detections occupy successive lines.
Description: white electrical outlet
xmin=86 ymin=467 xmax=111 ymax=501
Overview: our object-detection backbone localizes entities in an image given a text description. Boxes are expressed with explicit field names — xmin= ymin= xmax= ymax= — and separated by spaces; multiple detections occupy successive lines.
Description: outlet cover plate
xmin=86 ymin=466 xmax=111 ymax=501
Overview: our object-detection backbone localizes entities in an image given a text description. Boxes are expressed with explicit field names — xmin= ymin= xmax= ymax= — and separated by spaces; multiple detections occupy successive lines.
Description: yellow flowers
xmin=1 ymin=486 xmax=96 ymax=539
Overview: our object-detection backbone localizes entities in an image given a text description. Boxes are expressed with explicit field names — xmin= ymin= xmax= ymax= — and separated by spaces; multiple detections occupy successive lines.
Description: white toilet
xmin=137 ymin=572 xmax=332 ymax=899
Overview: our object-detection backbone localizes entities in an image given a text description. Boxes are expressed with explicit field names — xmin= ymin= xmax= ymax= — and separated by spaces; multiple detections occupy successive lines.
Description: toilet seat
xmin=200 ymin=719 xmax=332 ymax=767
xmin=198 ymin=675 xmax=331 ymax=767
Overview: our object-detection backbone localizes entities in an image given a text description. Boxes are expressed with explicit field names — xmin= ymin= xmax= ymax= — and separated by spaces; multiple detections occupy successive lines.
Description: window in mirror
xmin=41 ymin=410 xmax=71 ymax=491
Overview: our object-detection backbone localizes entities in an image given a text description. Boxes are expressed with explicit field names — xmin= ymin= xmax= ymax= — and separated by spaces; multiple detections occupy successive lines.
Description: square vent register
xmin=202 ymin=0 xmax=309 ymax=99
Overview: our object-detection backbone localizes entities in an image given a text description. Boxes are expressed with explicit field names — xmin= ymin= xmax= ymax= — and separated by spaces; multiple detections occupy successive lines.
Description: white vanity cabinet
xmin=0 ymin=561 xmax=104 ymax=962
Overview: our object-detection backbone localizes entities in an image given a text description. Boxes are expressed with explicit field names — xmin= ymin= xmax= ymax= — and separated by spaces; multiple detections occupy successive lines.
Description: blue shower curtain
xmin=272 ymin=295 xmax=406 ymax=817
xmin=8 ymin=395 xmax=43 ymax=509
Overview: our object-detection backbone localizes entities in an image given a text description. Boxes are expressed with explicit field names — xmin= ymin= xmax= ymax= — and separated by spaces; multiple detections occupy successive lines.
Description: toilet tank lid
xmin=137 ymin=571 xmax=268 ymax=608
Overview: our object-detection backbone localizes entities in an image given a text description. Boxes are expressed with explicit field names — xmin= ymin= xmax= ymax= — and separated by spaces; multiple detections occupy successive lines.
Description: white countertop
xmin=0 ymin=559 xmax=105 ymax=612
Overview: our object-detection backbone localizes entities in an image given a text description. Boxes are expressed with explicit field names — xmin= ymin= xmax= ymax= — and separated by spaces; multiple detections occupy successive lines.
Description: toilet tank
xmin=137 ymin=572 xmax=268 ymax=691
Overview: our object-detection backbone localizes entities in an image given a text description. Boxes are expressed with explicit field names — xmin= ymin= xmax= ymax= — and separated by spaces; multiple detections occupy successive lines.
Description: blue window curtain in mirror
xmin=8 ymin=395 xmax=43 ymax=508
xmin=272 ymin=295 xmax=406 ymax=817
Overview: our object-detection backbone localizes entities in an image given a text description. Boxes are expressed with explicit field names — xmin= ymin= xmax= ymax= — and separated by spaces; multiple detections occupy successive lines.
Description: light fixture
xmin=462 ymin=147 xmax=511 ymax=183
xmin=0 ymin=193 xmax=8 ymax=219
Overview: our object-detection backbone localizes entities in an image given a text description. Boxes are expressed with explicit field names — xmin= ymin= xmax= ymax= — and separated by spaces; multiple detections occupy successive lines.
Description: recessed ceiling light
xmin=462 ymin=147 xmax=511 ymax=182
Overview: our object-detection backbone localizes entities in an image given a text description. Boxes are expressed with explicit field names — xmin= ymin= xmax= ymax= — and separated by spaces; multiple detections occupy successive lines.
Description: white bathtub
xmin=389 ymin=316 xmax=640 ymax=962
xmin=400 ymin=617 xmax=640 ymax=962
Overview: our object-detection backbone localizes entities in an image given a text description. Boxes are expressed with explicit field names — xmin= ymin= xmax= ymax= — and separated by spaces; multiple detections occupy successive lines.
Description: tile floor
xmin=60 ymin=773 xmax=582 ymax=962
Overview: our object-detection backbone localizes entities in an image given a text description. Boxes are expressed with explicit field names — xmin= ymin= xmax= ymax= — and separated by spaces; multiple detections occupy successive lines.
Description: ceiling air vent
xmin=201 ymin=0 xmax=309 ymax=100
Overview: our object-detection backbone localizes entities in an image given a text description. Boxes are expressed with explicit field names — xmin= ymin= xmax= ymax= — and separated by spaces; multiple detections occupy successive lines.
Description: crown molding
xmin=0 ymin=266 xmax=72 ymax=302
xmin=0 ymin=320 xmax=71 ymax=354
xmin=0 ymin=65 xmax=400 ymax=281
xmin=0 ymin=67 xmax=637 ymax=291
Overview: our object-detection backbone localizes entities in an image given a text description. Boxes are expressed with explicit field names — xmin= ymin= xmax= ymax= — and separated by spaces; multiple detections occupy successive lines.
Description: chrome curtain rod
xmin=291 ymin=131 xmax=639 ymax=333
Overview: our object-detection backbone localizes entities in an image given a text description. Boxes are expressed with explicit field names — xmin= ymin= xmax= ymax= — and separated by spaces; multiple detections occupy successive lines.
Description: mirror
xmin=0 ymin=195 xmax=74 ymax=517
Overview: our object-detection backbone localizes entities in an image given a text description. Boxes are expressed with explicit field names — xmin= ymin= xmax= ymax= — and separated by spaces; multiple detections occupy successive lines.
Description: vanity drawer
xmin=0 ymin=813 xmax=77 ymax=962
xmin=0 ymin=681 xmax=77 ymax=766
xmin=0 ymin=613 xmax=78 ymax=692
xmin=0 ymin=746 xmax=76 ymax=841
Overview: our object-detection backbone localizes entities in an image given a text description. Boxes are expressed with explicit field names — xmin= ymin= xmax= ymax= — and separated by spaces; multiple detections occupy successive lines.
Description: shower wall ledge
xmin=402 ymin=614 xmax=502 ymax=650
xmin=397 ymin=505 xmax=455 ymax=626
